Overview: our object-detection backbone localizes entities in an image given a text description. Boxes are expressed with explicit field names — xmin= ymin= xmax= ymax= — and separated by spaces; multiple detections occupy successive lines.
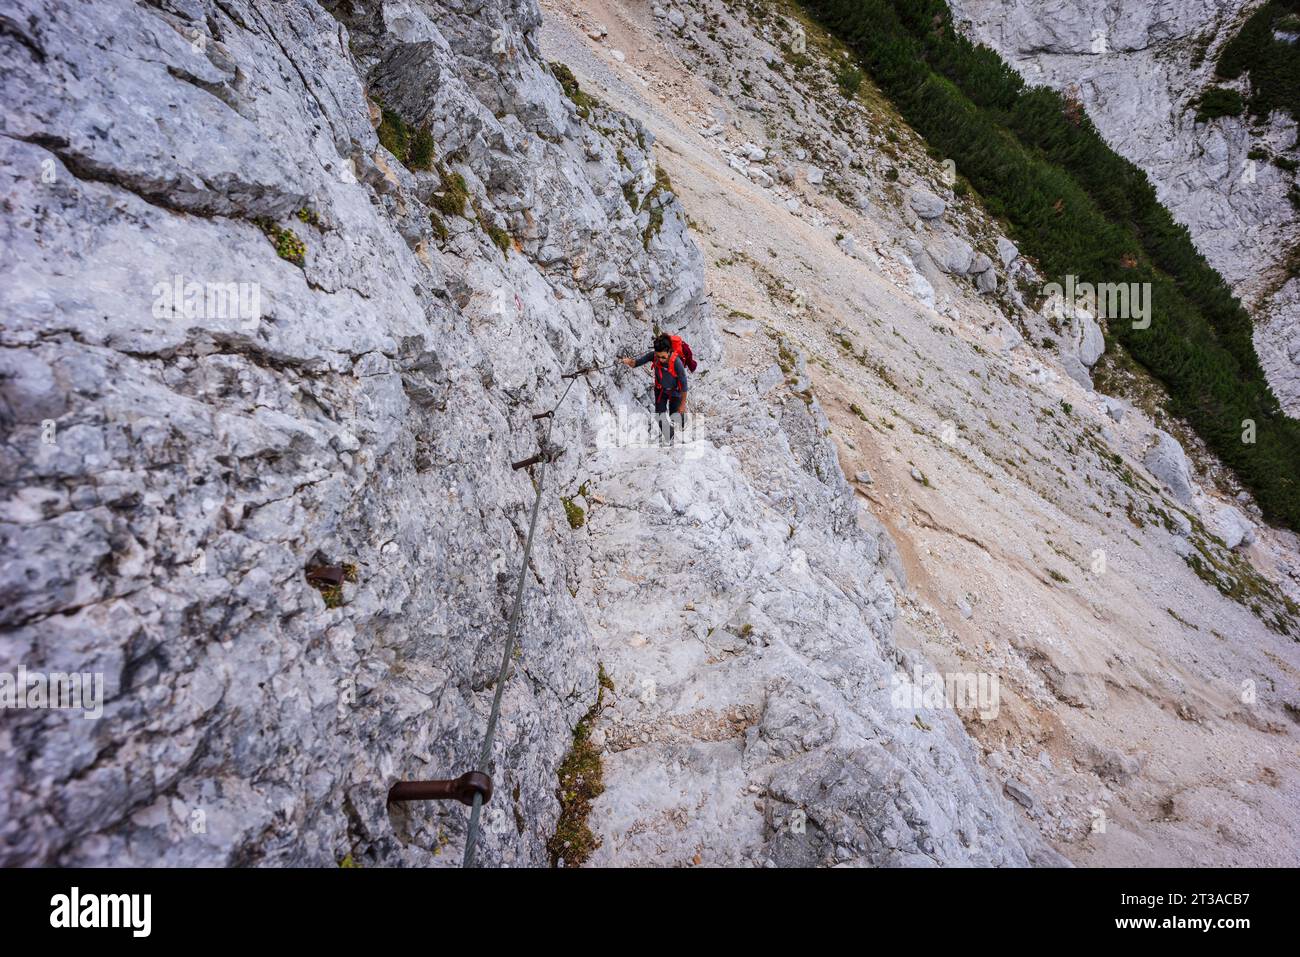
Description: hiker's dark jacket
xmin=633 ymin=352 xmax=689 ymax=398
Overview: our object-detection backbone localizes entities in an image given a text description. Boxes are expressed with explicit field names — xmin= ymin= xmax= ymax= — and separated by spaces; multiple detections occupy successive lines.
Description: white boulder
xmin=1207 ymin=504 xmax=1256 ymax=549
xmin=907 ymin=188 xmax=946 ymax=220
xmin=930 ymin=235 xmax=975 ymax=275
xmin=1144 ymin=430 xmax=1195 ymax=504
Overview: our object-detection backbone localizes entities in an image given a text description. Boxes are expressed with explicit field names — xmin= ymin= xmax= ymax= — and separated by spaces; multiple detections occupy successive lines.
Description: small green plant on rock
xmin=432 ymin=162 xmax=469 ymax=218
xmin=377 ymin=103 xmax=411 ymax=161
xmin=547 ymin=665 xmax=613 ymax=867
xmin=550 ymin=61 xmax=597 ymax=119
xmin=408 ymin=126 xmax=435 ymax=171
xmin=639 ymin=166 xmax=673 ymax=248
xmin=474 ymin=199 xmax=511 ymax=254
xmin=375 ymin=97 xmax=435 ymax=171
xmin=835 ymin=63 xmax=863 ymax=98
xmin=429 ymin=211 xmax=449 ymax=242
xmin=255 ymin=218 xmax=306 ymax=267
xmin=561 ymin=490 xmax=586 ymax=529
xmin=318 ymin=583 xmax=343 ymax=608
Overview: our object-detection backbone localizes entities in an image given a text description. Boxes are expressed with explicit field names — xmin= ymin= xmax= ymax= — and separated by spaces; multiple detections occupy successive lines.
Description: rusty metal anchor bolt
xmin=511 ymin=445 xmax=565 ymax=471
xmin=387 ymin=772 xmax=493 ymax=807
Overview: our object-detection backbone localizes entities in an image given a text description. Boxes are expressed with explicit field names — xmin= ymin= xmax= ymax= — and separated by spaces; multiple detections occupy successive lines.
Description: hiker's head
xmin=653 ymin=334 xmax=673 ymax=362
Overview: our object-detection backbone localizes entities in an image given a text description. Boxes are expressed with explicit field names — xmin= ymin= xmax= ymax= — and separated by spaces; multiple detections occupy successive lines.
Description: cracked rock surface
xmin=0 ymin=0 xmax=1062 ymax=867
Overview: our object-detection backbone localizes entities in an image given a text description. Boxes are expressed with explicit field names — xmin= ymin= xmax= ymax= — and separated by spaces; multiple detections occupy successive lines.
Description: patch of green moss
xmin=408 ymin=126 xmax=435 ymax=171
xmin=432 ymin=162 xmax=469 ymax=217
xmin=561 ymin=494 xmax=586 ymax=529
xmin=373 ymin=94 xmax=436 ymax=171
xmin=781 ymin=41 xmax=813 ymax=70
xmin=377 ymin=104 xmax=411 ymax=161
xmin=429 ymin=211 xmax=448 ymax=242
xmin=642 ymin=204 xmax=664 ymax=249
xmin=470 ymin=198 xmax=511 ymax=254
xmin=547 ymin=665 xmax=613 ymax=867
xmin=550 ymin=61 xmax=597 ymax=119
xmin=255 ymin=218 xmax=306 ymax=267
xmin=339 ymin=853 xmax=360 ymax=868
xmin=640 ymin=166 xmax=673 ymax=248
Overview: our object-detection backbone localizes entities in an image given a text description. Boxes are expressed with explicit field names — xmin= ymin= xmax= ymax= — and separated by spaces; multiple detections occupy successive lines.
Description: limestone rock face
xmin=0 ymin=0 xmax=702 ymax=867
xmin=0 ymin=0 xmax=1062 ymax=869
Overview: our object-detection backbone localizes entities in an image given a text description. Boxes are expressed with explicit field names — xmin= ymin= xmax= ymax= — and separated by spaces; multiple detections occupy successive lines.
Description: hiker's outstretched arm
xmin=625 ymin=351 xmax=652 ymax=368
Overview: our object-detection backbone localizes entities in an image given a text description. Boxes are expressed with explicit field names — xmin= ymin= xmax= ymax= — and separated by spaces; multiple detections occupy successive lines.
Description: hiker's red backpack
xmin=653 ymin=335 xmax=696 ymax=392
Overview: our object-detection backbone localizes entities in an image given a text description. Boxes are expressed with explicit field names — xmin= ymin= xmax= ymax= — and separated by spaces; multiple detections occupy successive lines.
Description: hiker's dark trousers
xmin=654 ymin=390 xmax=683 ymax=442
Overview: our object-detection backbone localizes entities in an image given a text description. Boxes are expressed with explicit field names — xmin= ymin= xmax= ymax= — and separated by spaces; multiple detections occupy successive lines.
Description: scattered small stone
xmin=1003 ymin=782 xmax=1034 ymax=809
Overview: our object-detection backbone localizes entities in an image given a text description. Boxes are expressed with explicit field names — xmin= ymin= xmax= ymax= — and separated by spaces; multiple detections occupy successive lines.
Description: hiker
xmin=621 ymin=333 xmax=695 ymax=443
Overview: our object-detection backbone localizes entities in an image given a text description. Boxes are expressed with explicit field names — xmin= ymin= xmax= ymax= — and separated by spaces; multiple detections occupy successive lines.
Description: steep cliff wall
xmin=0 ymin=0 xmax=706 ymax=866
xmin=0 ymin=0 xmax=1060 ymax=866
